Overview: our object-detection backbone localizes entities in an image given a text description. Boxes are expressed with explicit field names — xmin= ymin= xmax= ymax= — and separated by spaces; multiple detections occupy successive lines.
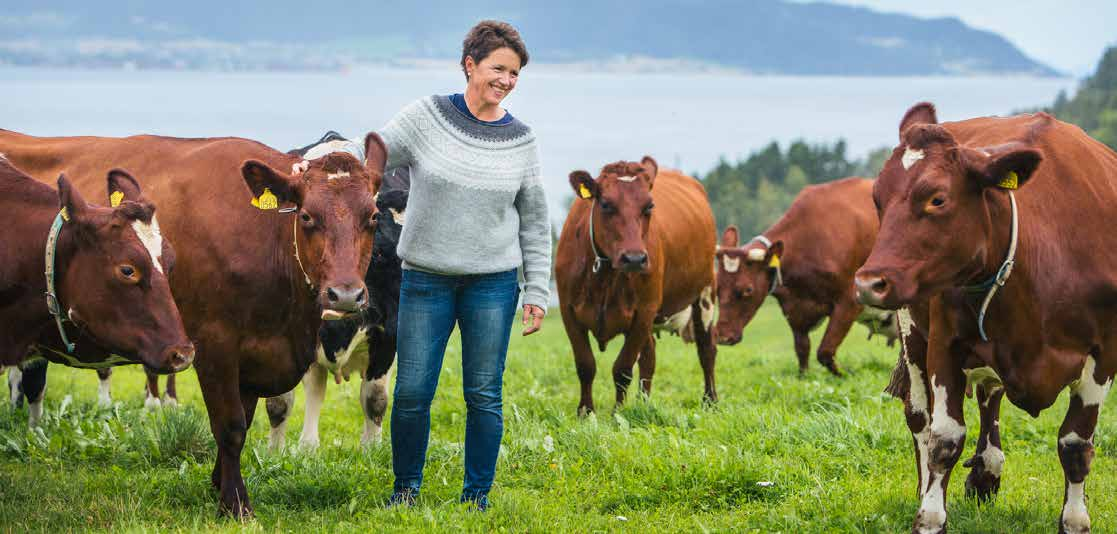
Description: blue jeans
xmin=391 ymin=268 xmax=520 ymax=499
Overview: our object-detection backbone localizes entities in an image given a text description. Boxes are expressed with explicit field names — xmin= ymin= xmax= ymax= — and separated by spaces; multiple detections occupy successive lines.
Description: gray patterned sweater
xmin=344 ymin=95 xmax=551 ymax=311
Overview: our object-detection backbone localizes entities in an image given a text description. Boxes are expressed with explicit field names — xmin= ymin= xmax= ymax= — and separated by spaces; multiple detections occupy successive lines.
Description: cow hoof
xmin=144 ymin=395 xmax=162 ymax=411
xmin=963 ymin=457 xmax=1000 ymax=502
xmin=818 ymin=356 xmax=843 ymax=377
xmin=162 ymin=396 xmax=179 ymax=409
xmin=911 ymin=516 xmax=946 ymax=534
xmin=298 ymin=437 xmax=320 ymax=450
xmin=217 ymin=499 xmax=254 ymax=521
xmin=577 ymin=405 xmax=594 ymax=417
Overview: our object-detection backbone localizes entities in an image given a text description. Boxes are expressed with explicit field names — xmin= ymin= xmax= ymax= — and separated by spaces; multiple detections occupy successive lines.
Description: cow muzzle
xmin=154 ymin=343 xmax=195 ymax=374
xmin=322 ymin=282 xmax=368 ymax=320
xmin=854 ymin=271 xmax=896 ymax=308
xmin=618 ymin=251 xmax=649 ymax=273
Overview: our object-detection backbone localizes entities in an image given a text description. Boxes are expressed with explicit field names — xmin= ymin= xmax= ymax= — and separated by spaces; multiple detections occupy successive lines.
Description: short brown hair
xmin=461 ymin=20 xmax=529 ymax=79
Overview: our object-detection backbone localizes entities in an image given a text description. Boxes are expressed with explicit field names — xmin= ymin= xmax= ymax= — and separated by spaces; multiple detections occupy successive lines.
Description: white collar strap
xmin=588 ymin=200 xmax=610 ymax=273
xmin=44 ymin=210 xmax=76 ymax=353
xmin=962 ymin=191 xmax=1019 ymax=342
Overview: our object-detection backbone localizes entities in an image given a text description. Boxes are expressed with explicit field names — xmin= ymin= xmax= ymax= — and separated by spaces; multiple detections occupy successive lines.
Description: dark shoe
xmin=386 ymin=488 xmax=418 ymax=509
xmin=460 ymin=493 xmax=489 ymax=512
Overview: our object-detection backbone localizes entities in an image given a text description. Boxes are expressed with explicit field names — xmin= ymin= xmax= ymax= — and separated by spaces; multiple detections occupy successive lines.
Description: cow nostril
xmin=871 ymin=278 xmax=889 ymax=294
xmin=355 ymin=289 xmax=366 ymax=304
xmin=327 ymin=288 xmax=339 ymax=302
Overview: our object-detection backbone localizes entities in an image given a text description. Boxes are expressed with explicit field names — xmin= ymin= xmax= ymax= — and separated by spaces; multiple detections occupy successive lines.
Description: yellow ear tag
xmin=578 ymin=184 xmax=593 ymax=199
xmin=110 ymin=190 xmax=124 ymax=207
xmin=59 ymin=207 xmax=70 ymax=222
xmin=768 ymin=254 xmax=781 ymax=268
xmin=997 ymin=171 xmax=1019 ymax=190
xmin=252 ymin=188 xmax=279 ymax=210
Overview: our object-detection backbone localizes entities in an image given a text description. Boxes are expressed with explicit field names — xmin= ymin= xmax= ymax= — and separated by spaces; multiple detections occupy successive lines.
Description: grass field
xmin=1 ymin=301 xmax=1114 ymax=532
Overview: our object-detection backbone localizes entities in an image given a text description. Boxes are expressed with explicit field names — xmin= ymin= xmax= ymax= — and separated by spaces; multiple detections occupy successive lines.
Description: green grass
xmin=1 ymin=301 xmax=1114 ymax=532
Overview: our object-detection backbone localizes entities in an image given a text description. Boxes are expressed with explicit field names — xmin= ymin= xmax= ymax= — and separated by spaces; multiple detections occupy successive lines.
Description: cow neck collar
xmin=588 ymin=200 xmax=610 ymax=273
xmin=44 ymin=210 xmax=76 ymax=353
xmin=960 ymin=191 xmax=1019 ymax=342
xmin=749 ymin=234 xmax=782 ymax=295
xmin=292 ymin=216 xmax=315 ymax=292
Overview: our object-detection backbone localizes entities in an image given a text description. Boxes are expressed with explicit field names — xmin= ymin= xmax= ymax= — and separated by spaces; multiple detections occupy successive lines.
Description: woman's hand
xmin=522 ymin=304 xmax=544 ymax=336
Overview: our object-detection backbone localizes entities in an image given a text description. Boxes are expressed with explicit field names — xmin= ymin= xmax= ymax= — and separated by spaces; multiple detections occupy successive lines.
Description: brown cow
xmin=0 ymin=159 xmax=194 ymax=401
xmin=854 ymin=103 xmax=1117 ymax=533
xmin=713 ymin=177 xmax=896 ymax=375
xmin=0 ymin=130 xmax=384 ymax=517
xmin=556 ymin=157 xmax=718 ymax=414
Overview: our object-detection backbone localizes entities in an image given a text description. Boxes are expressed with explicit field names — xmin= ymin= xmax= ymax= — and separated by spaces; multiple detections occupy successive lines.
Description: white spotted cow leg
xmin=298 ymin=362 xmax=328 ymax=450
xmin=6 ymin=366 xmax=23 ymax=406
xmin=27 ymin=381 xmax=45 ymax=427
xmin=96 ymin=369 xmax=113 ymax=407
xmin=892 ymin=308 xmax=933 ymax=500
xmin=360 ymin=371 xmax=390 ymax=446
xmin=963 ymin=381 xmax=1005 ymax=501
xmin=144 ymin=389 xmax=162 ymax=410
xmin=266 ymin=390 xmax=295 ymax=452
xmin=1057 ymin=355 xmax=1112 ymax=534
xmin=912 ymin=355 xmax=967 ymax=534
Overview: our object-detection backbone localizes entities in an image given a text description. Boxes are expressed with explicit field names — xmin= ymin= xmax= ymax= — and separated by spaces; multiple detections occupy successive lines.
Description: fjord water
xmin=0 ymin=67 xmax=1073 ymax=212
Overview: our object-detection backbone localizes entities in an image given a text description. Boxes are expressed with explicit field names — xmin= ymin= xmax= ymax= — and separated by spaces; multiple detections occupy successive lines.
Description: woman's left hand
xmin=522 ymin=305 xmax=544 ymax=336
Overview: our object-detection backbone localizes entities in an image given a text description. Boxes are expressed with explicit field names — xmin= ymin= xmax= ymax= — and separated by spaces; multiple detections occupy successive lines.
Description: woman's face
xmin=466 ymin=47 xmax=521 ymax=106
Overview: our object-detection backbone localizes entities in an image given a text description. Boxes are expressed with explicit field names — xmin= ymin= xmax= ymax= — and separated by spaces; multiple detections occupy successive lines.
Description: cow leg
xmin=298 ymin=362 xmax=328 ymax=449
xmin=612 ymin=319 xmax=653 ymax=408
xmin=21 ymin=360 xmax=47 ymax=427
xmin=144 ymin=370 xmax=162 ymax=410
xmin=791 ymin=326 xmax=811 ymax=375
xmin=164 ymin=374 xmax=179 ymax=408
xmin=886 ymin=309 xmax=934 ymax=502
xmin=690 ymin=301 xmax=718 ymax=404
xmin=561 ymin=308 xmax=597 ymax=415
xmin=637 ymin=335 xmax=656 ymax=397
xmin=361 ymin=333 xmax=395 ymax=446
xmin=912 ymin=314 xmax=966 ymax=534
xmin=7 ymin=366 xmax=23 ymax=407
xmin=96 ymin=368 xmax=113 ymax=406
xmin=963 ymin=383 xmax=1005 ymax=502
xmin=1056 ymin=353 xmax=1112 ymax=534
xmin=198 ymin=366 xmax=253 ymax=518
xmin=266 ymin=390 xmax=295 ymax=452
xmin=816 ymin=299 xmax=860 ymax=376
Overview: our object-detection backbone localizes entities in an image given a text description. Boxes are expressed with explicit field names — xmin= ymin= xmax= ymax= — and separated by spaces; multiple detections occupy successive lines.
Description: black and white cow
xmin=266 ymin=181 xmax=407 ymax=449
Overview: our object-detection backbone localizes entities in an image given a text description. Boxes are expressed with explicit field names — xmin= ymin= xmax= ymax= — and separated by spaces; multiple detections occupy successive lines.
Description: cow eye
xmin=930 ymin=196 xmax=945 ymax=207
xmin=118 ymin=265 xmax=140 ymax=283
xmin=599 ymin=201 xmax=616 ymax=214
xmin=643 ymin=202 xmax=654 ymax=216
xmin=299 ymin=211 xmax=314 ymax=226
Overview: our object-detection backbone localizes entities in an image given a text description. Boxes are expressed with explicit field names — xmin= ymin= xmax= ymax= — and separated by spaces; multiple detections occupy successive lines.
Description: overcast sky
xmin=820 ymin=0 xmax=1116 ymax=77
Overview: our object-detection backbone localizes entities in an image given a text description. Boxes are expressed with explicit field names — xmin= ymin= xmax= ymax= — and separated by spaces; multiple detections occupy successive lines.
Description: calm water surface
xmin=0 ymin=67 xmax=1075 ymax=214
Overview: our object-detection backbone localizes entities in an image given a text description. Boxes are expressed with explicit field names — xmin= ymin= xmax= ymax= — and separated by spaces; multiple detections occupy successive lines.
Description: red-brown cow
xmin=714 ymin=177 xmax=896 ymax=376
xmin=0 ymin=158 xmax=194 ymax=407
xmin=556 ymin=157 xmax=718 ymax=414
xmin=855 ymin=103 xmax=1117 ymax=533
xmin=0 ymin=130 xmax=384 ymax=517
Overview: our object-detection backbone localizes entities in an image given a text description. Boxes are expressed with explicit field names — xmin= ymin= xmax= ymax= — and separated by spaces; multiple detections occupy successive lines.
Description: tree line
xmin=702 ymin=46 xmax=1117 ymax=238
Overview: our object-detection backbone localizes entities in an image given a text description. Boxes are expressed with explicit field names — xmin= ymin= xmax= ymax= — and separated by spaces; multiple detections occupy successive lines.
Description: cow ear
xmin=641 ymin=155 xmax=658 ymax=188
xmin=241 ymin=160 xmax=301 ymax=209
xmin=364 ymin=132 xmax=387 ymax=192
xmin=899 ymin=102 xmax=938 ymax=143
xmin=106 ymin=168 xmax=144 ymax=207
xmin=968 ymin=147 xmax=1043 ymax=190
xmin=57 ymin=173 xmax=93 ymax=225
xmin=720 ymin=225 xmax=739 ymax=248
xmin=569 ymin=170 xmax=598 ymax=200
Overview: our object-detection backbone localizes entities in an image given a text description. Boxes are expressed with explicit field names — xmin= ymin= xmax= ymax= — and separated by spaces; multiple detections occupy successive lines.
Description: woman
xmin=323 ymin=20 xmax=550 ymax=510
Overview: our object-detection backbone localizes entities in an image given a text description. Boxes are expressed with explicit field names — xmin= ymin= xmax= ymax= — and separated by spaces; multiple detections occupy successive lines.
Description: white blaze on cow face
xmin=617 ymin=175 xmax=638 ymax=183
xmin=132 ymin=217 xmax=164 ymax=273
xmin=326 ymin=171 xmax=350 ymax=181
xmin=389 ymin=207 xmax=406 ymax=225
xmin=902 ymin=147 xmax=925 ymax=170
xmin=722 ymin=255 xmax=740 ymax=273
xmin=1072 ymin=355 xmax=1112 ymax=407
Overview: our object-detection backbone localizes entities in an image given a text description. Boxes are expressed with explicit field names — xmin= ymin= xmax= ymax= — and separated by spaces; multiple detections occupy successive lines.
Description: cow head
xmin=714 ymin=225 xmax=783 ymax=345
xmin=569 ymin=156 xmax=658 ymax=273
xmin=241 ymin=133 xmax=386 ymax=320
xmin=855 ymin=102 xmax=1043 ymax=309
xmin=366 ymin=188 xmax=407 ymax=337
xmin=57 ymin=170 xmax=194 ymax=373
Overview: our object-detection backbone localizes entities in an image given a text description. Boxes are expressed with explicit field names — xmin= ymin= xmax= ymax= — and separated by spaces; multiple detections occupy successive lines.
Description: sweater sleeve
xmin=515 ymin=144 xmax=552 ymax=312
xmin=377 ymin=101 xmax=418 ymax=172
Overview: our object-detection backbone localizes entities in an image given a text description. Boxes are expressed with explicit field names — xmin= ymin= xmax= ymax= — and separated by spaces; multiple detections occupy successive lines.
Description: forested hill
xmin=1046 ymin=47 xmax=1117 ymax=150
xmin=2 ymin=0 xmax=1055 ymax=76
